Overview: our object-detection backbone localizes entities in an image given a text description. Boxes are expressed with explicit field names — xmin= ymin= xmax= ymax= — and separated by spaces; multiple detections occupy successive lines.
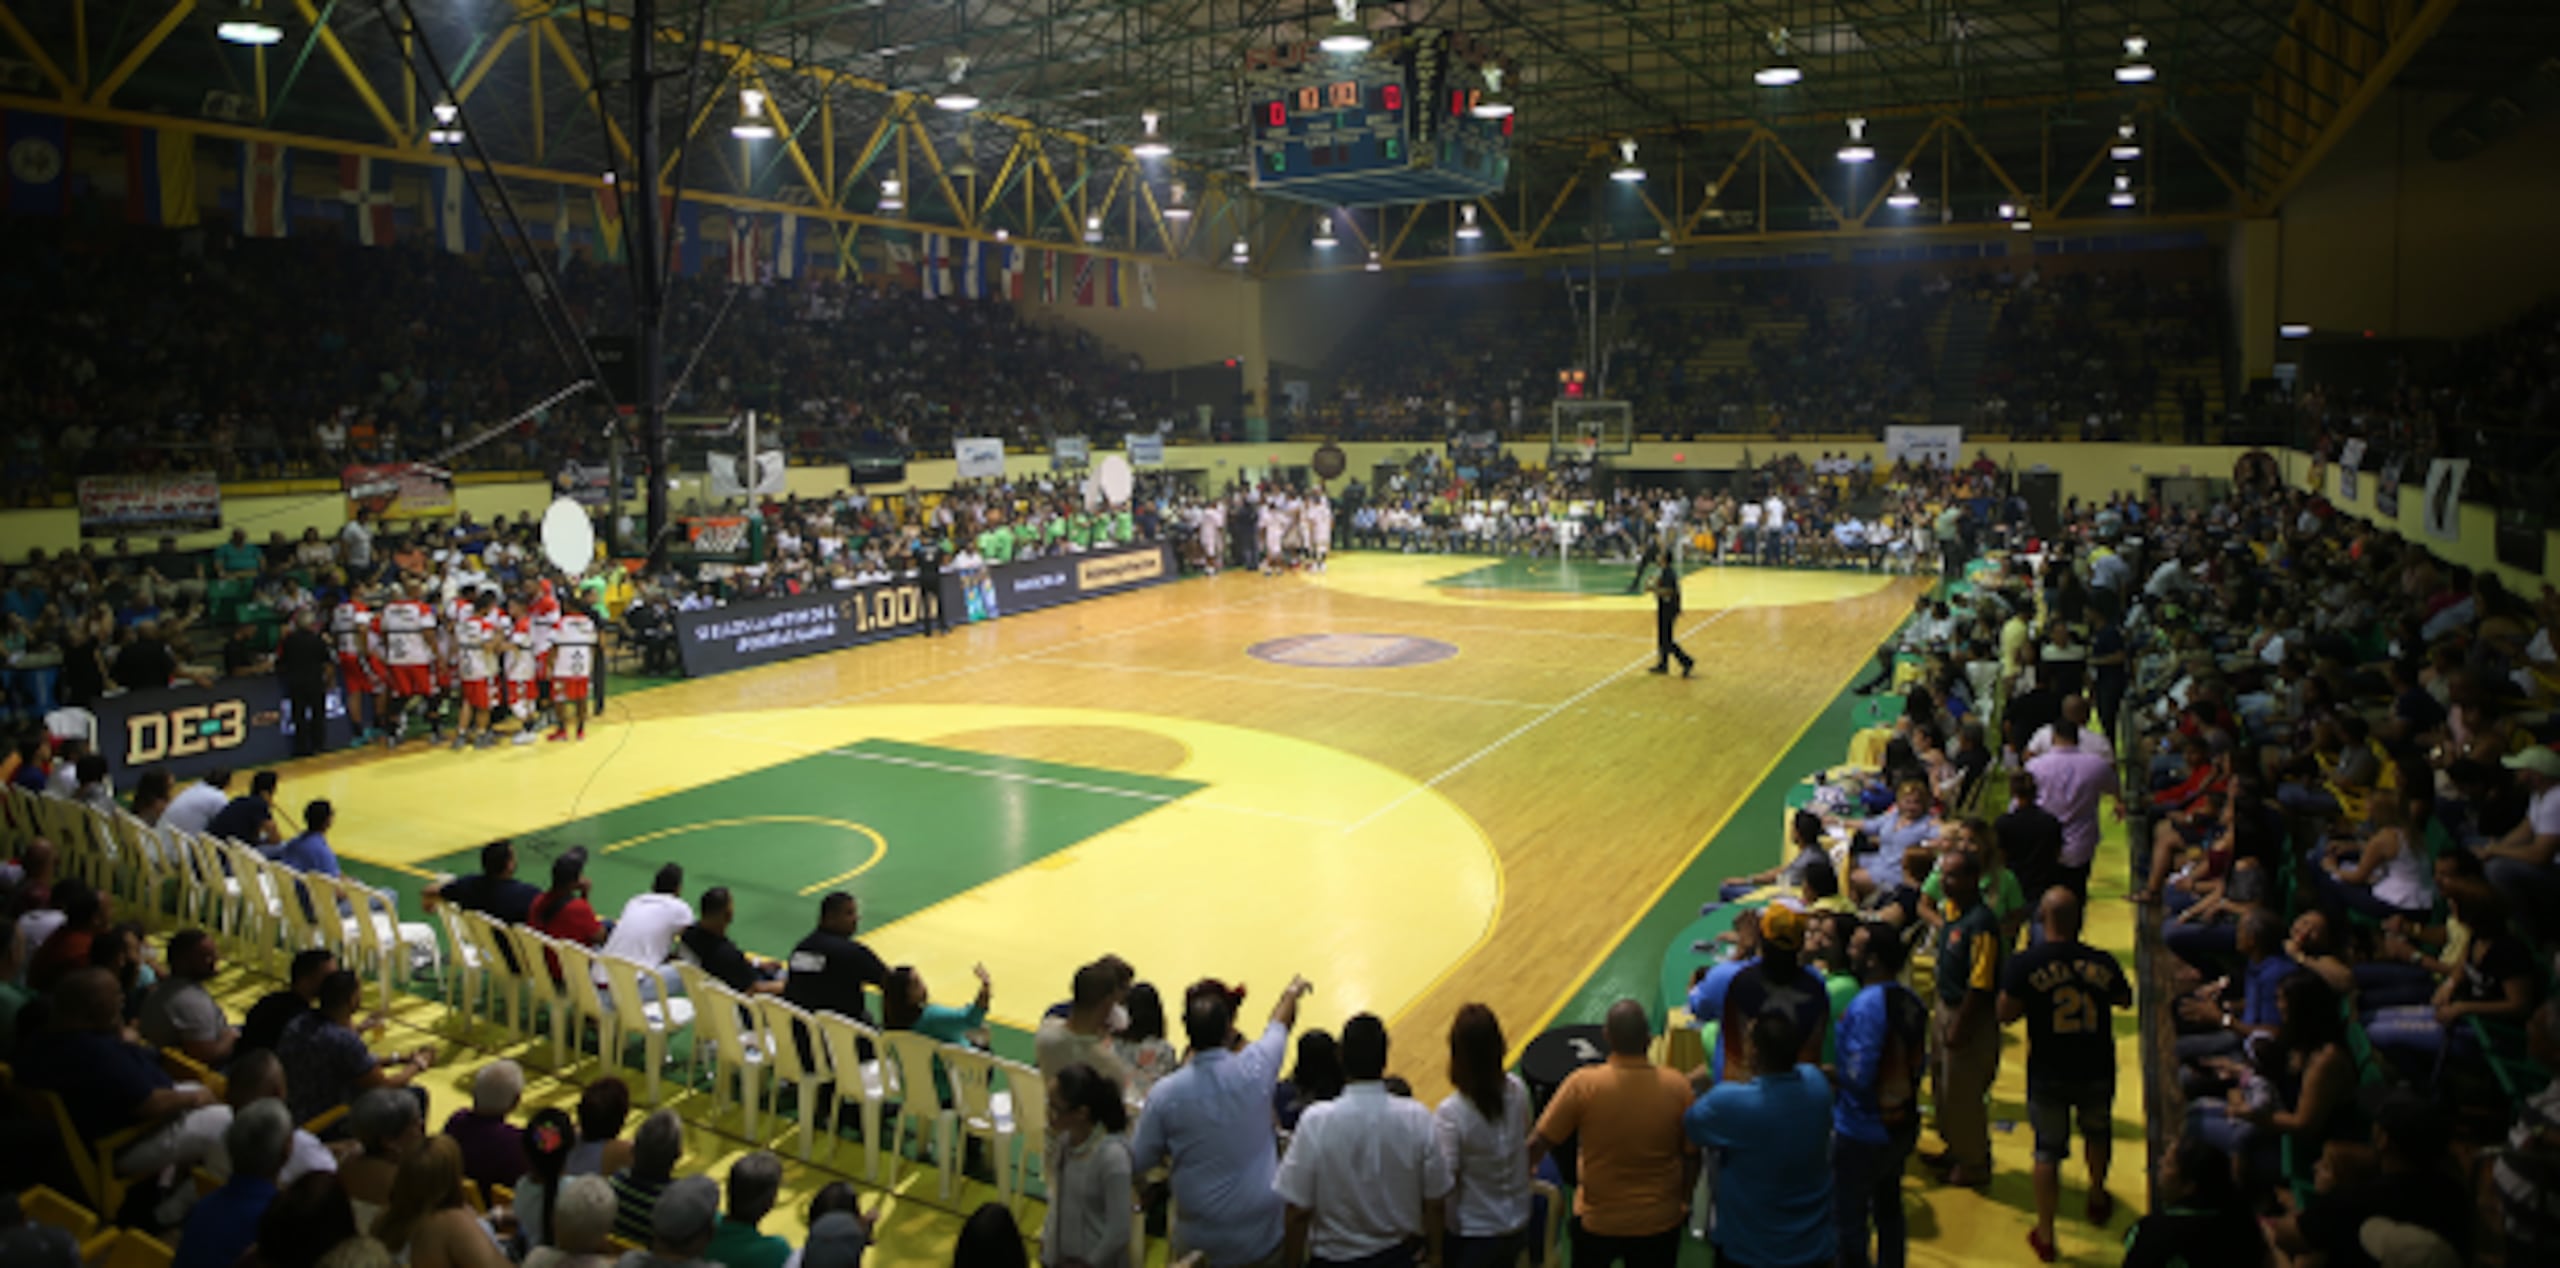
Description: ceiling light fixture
xmin=2110 ymin=174 xmax=2136 ymax=208
xmin=2012 ymin=204 xmax=2035 ymax=232
xmin=1132 ymin=110 xmax=1171 ymax=159
xmin=1313 ymin=214 xmax=1339 ymax=248
xmin=1755 ymin=28 xmax=1803 ymax=86
xmin=1610 ymin=137 xmax=1645 ymax=183
xmin=1655 ymin=230 xmax=1675 ymax=256
xmin=879 ymin=178 xmax=903 ymax=212
xmin=2111 ymin=117 xmax=2141 ymax=161
xmin=1319 ymin=0 xmax=1372 ymax=54
xmin=216 ymin=5 xmax=286 ymax=46
xmin=1471 ymin=67 xmax=1514 ymax=119
xmin=1364 ymin=248 xmax=1382 ymax=272
xmin=1837 ymin=116 xmax=1875 ymax=163
xmin=1084 ymin=214 xmax=1104 ymax=244
xmin=934 ymin=56 xmax=980 ymax=111
xmin=1456 ymin=204 xmax=1482 ymax=240
xmin=1232 ymin=237 xmax=1251 ymax=264
xmin=2279 ymin=323 xmax=2313 ymax=339
xmin=427 ymin=100 xmax=465 ymax=146
xmin=2117 ymin=29 xmax=2155 ymax=84
xmin=1887 ymin=170 xmax=1919 ymax=209
xmin=730 ymin=88 xmax=775 ymax=139
xmin=1165 ymin=181 xmax=1192 ymax=221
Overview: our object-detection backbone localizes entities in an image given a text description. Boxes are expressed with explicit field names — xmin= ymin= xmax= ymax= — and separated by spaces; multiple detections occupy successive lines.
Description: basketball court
xmin=291 ymin=554 xmax=1923 ymax=1076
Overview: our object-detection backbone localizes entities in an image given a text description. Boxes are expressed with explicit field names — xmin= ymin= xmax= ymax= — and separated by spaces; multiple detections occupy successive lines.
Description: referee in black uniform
xmin=915 ymin=538 xmax=947 ymax=635
xmin=1650 ymin=562 xmax=1694 ymax=677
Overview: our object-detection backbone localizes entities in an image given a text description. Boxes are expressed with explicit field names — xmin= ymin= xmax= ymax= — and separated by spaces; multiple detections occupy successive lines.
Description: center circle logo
xmin=1248 ymin=633 xmax=1459 ymax=669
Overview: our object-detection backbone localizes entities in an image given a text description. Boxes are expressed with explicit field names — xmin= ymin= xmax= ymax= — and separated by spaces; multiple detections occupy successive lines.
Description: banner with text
xmin=77 ymin=472 xmax=222 ymax=537
xmin=1052 ymin=436 xmax=1091 ymax=470
xmin=342 ymin=462 xmax=457 ymax=519
xmin=675 ymin=578 xmax=936 ymax=677
xmin=96 ymin=677 xmax=292 ymax=789
xmin=1126 ymin=433 xmax=1165 ymax=468
xmin=944 ymin=543 xmax=1174 ymax=625
xmin=954 ymin=436 xmax=1007 ymax=479
xmin=1884 ymin=425 xmax=1963 ymax=468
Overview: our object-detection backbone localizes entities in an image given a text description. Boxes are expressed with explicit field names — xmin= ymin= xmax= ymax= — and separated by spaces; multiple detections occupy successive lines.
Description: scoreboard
xmin=1242 ymin=27 xmax=1512 ymax=206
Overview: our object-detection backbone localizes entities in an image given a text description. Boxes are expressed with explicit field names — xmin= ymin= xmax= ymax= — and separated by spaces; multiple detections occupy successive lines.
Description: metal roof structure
xmin=0 ymin=1 xmax=2547 ymax=270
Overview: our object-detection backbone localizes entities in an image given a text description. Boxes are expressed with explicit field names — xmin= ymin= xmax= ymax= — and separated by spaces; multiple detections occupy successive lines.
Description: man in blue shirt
xmin=1833 ymin=921 xmax=1928 ymax=1268
xmin=1129 ymin=974 xmax=1312 ymax=1267
xmin=1683 ymin=1007 xmax=1836 ymax=1268
xmin=173 ymin=1100 xmax=294 ymax=1268
xmin=274 ymin=800 xmax=342 ymax=879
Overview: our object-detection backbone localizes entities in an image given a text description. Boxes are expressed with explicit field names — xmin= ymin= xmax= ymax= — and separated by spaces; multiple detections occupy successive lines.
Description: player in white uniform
xmin=1260 ymin=492 xmax=1290 ymax=575
xmin=375 ymin=583 xmax=439 ymax=746
xmin=452 ymin=591 xmax=502 ymax=749
xmin=1304 ymin=491 xmax=1333 ymax=572
xmin=329 ymin=593 xmax=382 ymax=743
xmin=548 ymin=604 xmax=600 ymax=741
xmin=1198 ymin=500 xmax=1225 ymax=573
xmin=503 ymin=598 xmax=545 ymax=744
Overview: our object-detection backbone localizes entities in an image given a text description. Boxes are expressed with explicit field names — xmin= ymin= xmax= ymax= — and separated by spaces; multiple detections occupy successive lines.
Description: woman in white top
xmin=1432 ymin=1005 xmax=1532 ymax=1268
xmin=2320 ymin=787 xmax=2437 ymax=921
xmin=1042 ymin=1062 xmax=1134 ymax=1268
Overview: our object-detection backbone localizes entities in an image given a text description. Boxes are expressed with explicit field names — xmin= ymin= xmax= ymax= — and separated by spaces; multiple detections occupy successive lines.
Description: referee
xmin=1650 ymin=563 xmax=1694 ymax=678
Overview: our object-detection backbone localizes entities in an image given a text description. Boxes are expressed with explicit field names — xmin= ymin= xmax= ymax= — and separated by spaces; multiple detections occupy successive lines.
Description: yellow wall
xmin=2276 ymin=89 xmax=2560 ymax=339
xmin=2302 ymin=456 xmax=2559 ymax=591
xmin=0 ymin=479 xmax=554 ymax=558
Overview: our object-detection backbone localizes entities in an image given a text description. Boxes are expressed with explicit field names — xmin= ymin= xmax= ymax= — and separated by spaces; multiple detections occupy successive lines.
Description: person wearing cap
xmin=2482 ymin=744 xmax=2560 ymax=936
xmin=622 ymin=1174 xmax=723 ymax=1268
xmin=1127 ymin=975 xmax=1313 ymax=1268
xmin=1713 ymin=904 xmax=1828 ymax=1083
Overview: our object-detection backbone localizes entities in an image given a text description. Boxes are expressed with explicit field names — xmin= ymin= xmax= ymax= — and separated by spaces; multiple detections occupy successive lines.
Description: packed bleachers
xmin=1972 ymin=266 xmax=2226 ymax=441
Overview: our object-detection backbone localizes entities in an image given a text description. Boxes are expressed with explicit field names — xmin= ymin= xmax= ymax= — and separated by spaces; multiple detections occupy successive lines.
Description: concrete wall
xmin=2300 ymin=455 xmax=2559 ymax=591
xmin=2275 ymin=89 xmax=2560 ymax=340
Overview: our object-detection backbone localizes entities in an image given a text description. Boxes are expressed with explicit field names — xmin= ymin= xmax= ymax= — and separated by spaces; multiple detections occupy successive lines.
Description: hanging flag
xmin=1138 ymin=262 xmax=1157 ymax=311
xmin=727 ymin=212 xmax=756 ymax=284
xmin=552 ymin=187 xmax=574 ymax=269
xmin=2 ymin=112 xmax=69 ymax=217
xmin=1073 ymin=254 xmax=1097 ymax=307
xmin=958 ymin=236 xmax=984 ymax=300
xmin=921 ymin=232 xmax=957 ymax=299
xmin=337 ymin=154 xmax=395 ymax=246
xmin=240 ymin=140 xmax=289 ymax=238
xmin=776 ymin=212 xmax=804 ymax=281
xmin=592 ymin=184 xmax=625 ymax=262
xmin=995 ymin=242 xmax=1024 ymax=302
xmin=435 ymin=162 xmax=482 ymax=253
xmin=122 ymin=126 xmax=199 ymax=227
xmin=671 ymin=200 xmax=706 ymax=275
xmin=1041 ymin=250 xmax=1059 ymax=305
xmin=1104 ymin=258 xmax=1123 ymax=308
xmin=885 ymin=231 xmax=918 ymax=289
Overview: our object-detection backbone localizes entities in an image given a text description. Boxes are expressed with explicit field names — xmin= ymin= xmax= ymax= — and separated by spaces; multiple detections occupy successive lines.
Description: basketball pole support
xmin=630 ymin=0 xmax=671 ymax=571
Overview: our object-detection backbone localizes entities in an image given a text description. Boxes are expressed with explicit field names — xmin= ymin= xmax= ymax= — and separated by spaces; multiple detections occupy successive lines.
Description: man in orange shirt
xmin=1527 ymin=1000 xmax=1697 ymax=1268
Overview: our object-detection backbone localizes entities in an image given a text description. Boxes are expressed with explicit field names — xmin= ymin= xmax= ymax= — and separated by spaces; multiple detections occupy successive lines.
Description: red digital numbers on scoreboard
xmin=1501 ymin=115 xmax=1514 ymax=136
xmin=1450 ymin=90 xmax=1468 ymax=117
xmin=1381 ymin=84 xmax=1402 ymax=111
xmin=1266 ymin=101 xmax=1286 ymax=128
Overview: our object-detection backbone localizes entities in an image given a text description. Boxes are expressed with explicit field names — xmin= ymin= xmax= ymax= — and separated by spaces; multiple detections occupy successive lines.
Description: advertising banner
xmin=2424 ymin=458 xmax=2468 ymax=542
xmin=1126 ymin=433 xmax=1165 ymax=468
xmin=1884 ymin=425 xmax=1962 ymax=468
xmin=954 ymin=437 xmax=1007 ymax=479
xmin=95 ymin=677 xmax=293 ymax=790
xmin=342 ymin=462 xmax=457 ymax=519
xmin=943 ymin=543 xmax=1174 ymax=624
xmin=1052 ymin=436 xmax=1091 ymax=470
xmin=708 ymin=451 xmax=787 ymax=496
xmin=675 ymin=578 xmax=936 ymax=676
xmin=556 ymin=460 xmax=620 ymax=507
xmin=77 ymin=472 xmax=222 ymax=537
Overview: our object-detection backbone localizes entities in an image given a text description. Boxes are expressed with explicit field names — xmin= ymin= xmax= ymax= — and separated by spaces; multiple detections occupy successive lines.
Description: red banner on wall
xmin=342 ymin=463 xmax=456 ymax=519
xmin=77 ymin=472 xmax=223 ymax=537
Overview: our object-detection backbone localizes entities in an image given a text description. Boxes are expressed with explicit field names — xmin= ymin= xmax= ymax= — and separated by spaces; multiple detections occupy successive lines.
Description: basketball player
xmin=502 ymin=594 xmax=544 ymax=745
xmin=375 ymin=581 xmax=439 ymax=745
xmin=1650 ymin=562 xmax=1694 ymax=678
xmin=548 ymin=601 xmax=600 ymax=741
xmin=1197 ymin=498 xmax=1225 ymax=574
xmin=528 ymin=581 xmax=563 ymax=732
xmin=1260 ymin=489 xmax=1290 ymax=575
xmin=330 ymin=587 xmax=383 ymax=744
xmin=1304 ymin=490 xmax=1333 ymax=573
xmin=452 ymin=590 xmax=501 ymax=749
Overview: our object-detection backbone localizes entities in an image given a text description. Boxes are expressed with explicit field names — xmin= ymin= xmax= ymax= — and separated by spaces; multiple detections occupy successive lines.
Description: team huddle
xmin=328 ymin=578 xmax=602 ymax=749
xmin=1178 ymin=487 xmax=1334 ymax=576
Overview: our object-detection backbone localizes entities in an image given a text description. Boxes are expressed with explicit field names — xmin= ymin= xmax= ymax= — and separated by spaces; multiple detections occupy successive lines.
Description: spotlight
xmin=1456 ymin=205 xmax=1482 ymax=241
xmin=2109 ymin=174 xmax=2136 ymax=208
xmin=1610 ymin=138 xmax=1644 ymax=183
xmin=2117 ymin=30 xmax=2155 ymax=84
xmin=1886 ymin=170 xmax=1919 ymax=209
xmin=2111 ymin=117 xmax=2141 ymax=161
xmin=1314 ymin=215 xmax=1339 ymax=248
xmin=934 ymin=56 xmax=979 ymax=111
xmin=215 ymin=6 xmax=284 ymax=46
xmin=1755 ymin=28 xmax=1802 ymax=86
xmin=1364 ymin=249 xmax=1382 ymax=272
xmin=2279 ymin=323 xmax=2313 ymax=339
xmin=428 ymin=100 xmax=465 ymax=146
xmin=1085 ymin=214 xmax=1104 ymax=245
xmin=730 ymin=89 xmax=774 ymax=140
xmin=1165 ymin=181 xmax=1193 ymax=221
xmin=1319 ymin=0 xmax=1371 ymax=54
xmin=1232 ymin=237 xmax=1251 ymax=263
xmin=879 ymin=178 xmax=904 ymax=212
xmin=1132 ymin=110 xmax=1171 ymax=160
xmin=1837 ymin=117 xmax=1874 ymax=164
xmin=1472 ymin=68 xmax=1514 ymax=119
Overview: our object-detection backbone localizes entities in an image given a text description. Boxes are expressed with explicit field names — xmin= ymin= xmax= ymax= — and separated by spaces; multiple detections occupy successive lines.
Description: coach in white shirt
xmin=1275 ymin=1014 xmax=1454 ymax=1268
xmin=163 ymin=772 xmax=235 ymax=838
xmin=599 ymin=862 xmax=694 ymax=997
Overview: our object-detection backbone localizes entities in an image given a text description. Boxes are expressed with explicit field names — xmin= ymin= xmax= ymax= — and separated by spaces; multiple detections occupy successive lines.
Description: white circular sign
xmin=1096 ymin=453 xmax=1135 ymax=506
xmin=540 ymin=497 xmax=598 ymax=575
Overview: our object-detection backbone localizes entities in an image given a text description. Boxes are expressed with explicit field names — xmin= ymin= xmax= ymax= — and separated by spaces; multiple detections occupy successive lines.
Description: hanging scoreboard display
xmin=1242 ymin=28 xmax=1512 ymax=206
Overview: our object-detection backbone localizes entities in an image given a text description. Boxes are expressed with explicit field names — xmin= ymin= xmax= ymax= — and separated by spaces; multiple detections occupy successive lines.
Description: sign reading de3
xmin=96 ymin=679 xmax=293 ymax=789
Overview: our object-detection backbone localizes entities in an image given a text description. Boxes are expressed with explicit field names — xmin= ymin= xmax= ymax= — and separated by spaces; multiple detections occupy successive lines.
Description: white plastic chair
xmin=597 ymin=955 xmax=695 ymax=1104
xmin=751 ymin=995 xmax=831 ymax=1162
xmin=335 ymin=879 xmax=440 ymax=1016
xmin=433 ymin=903 xmax=488 ymax=1032
xmin=940 ymin=1045 xmax=1018 ymax=1203
xmin=226 ymin=842 xmax=288 ymax=968
xmin=507 ymin=925 xmax=577 ymax=1071
xmin=678 ymin=965 xmax=772 ymax=1137
xmin=882 ymin=1030 xmax=959 ymax=1199
xmin=811 ymin=1010 xmax=894 ymax=1182
xmin=458 ymin=911 xmax=528 ymax=1039
xmin=993 ymin=1056 xmax=1049 ymax=1210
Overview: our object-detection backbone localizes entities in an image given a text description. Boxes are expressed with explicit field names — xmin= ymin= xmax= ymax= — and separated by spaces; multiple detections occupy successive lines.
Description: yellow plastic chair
xmin=15 ymin=1183 xmax=97 ymax=1241
xmin=457 ymin=911 xmax=529 ymax=1039
xmin=810 ymin=1009 xmax=894 ymax=1182
xmin=433 ymin=902 xmax=489 ymax=1033
xmin=882 ymin=1030 xmax=959 ymax=1199
xmin=992 ymin=1055 xmax=1048 ymax=1211
xmin=596 ymin=954 xmax=694 ymax=1104
xmin=88 ymin=1229 xmax=176 ymax=1268
xmin=21 ymin=1087 xmax=148 ymax=1223
xmin=511 ymin=929 xmax=580 ymax=1072
xmin=677 ymin=965 xmax=772 ymax=1137
xmin=940 ymin=1045 xmax=1018 ymax=1203
xmin=751 ymin=995 xmax=828 ymax=1162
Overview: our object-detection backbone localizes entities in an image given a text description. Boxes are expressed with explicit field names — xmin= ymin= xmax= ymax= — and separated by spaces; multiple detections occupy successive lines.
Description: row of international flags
xmin=0 ymin=110 xmax=1160 ymax=308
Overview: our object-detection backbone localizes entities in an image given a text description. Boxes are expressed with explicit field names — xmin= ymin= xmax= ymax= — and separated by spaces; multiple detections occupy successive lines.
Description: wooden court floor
xmin=292 ymin=554 xmax=1926 ymax=1095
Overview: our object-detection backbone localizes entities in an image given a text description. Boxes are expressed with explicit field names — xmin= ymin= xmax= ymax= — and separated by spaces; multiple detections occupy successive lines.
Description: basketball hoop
xmin=1578 ymin=435 xmax=1599 ymax=465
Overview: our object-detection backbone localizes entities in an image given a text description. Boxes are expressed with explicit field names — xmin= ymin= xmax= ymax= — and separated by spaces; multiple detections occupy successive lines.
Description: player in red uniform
xmin=547 ymin=601 xmax=600 ymax=741
xmin=452 ymin=590 xmax=503 ymax=749
xmin=329 ymin=591 xmax=384 ymax=744
xmin=375 ymin=581 xmax=440 ymax=746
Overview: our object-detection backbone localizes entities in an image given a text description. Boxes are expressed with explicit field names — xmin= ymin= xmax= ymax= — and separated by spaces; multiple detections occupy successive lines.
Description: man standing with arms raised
xmin=1129 ymin=975 xmax=1312 ymax=1268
